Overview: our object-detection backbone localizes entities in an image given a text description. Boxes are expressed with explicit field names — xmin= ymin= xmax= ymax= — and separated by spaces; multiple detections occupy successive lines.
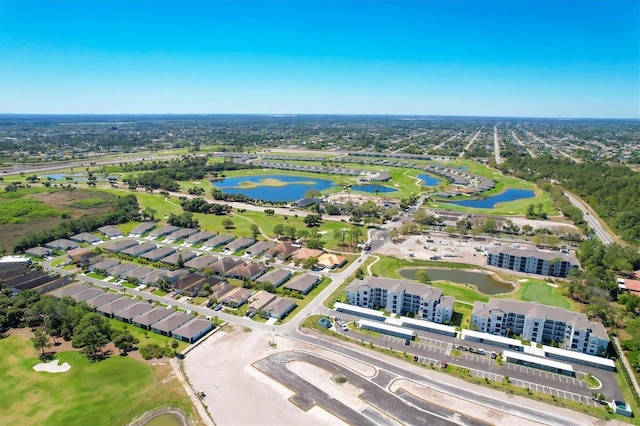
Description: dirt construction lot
xmin=182 ymin=327 xmax=619 ymax=426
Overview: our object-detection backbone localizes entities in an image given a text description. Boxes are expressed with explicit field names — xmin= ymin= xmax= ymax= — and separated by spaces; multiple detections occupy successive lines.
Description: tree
xmin=303 ymin=214 xmax=322 ymax=228
xmin=388 ymin=228 xmax=399 ymax=242
xmin=177 ymin=254 xmax=185 ymax=269
xmin=348 ymin=227 xmax=364 ymax=246
xmin=304 ymin=256 xmax=319 ymax=269
xmin=250 ymin=224 xmax=260 ymax=239
xmin=222 ymin=218 xmax=234 ymax=230
xmin=31 ymin=328 xmax=51 ymax=357
xmin=113 ymin=331 xmax=139 ymax=355
xmin=333 ymin=229 xmax=347 ymax=246
xmin=304 ymin=189 xmax=322 ymax=199
xmin=273 ymin=224 xmax=284 ymax=238
xmin=415 ymin=270 xmax=431 ymax=284
xmin=72 ymin=313 xmax=112 ymax=360
xmin=482 ymin=219 xmax=497 ymax=234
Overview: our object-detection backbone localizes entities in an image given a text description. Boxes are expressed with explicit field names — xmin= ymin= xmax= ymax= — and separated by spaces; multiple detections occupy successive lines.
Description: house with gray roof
xmin=124 ymin=266 xmax=155 ymax=283
xmin=132 ymin=307 xmax=174 ymax=330
xmin=245 ymin=241 xmax=276 ymax=257
xmin=248 ymin=290 xmax=276 ymax=313
xmin=172 ymin=318 xmax=214 ymax=343
xmin=165 ymin=228 xmax=199 ymax=242
xmin=97 ymin=225 xmax=123 ymax=239
xmin=264 ymin=297 xmax=297 ymax=320
xmin=108 ymin=263 xmax=137 ymax=278
xmin=96 ymin=297 xmax=137 ymax=318
xmin=129 ymin=222 xmax=156 ymax=237
xmin=203 ymin=234 xmax=234 ymax=249
xmin=184 ymin=231 xmax=215 ymax=245
xmin=257 ymin=268 xmax=292 ymax=287
xmin=103 ymin=239 xmax=139 ymax=253
xmin=161 ymin=251 xmax=197 ymax=266
xmin=139 ymin=269 xmax=169 ymax=286
xmin=121 ymin=242 xmax=156 ymax=257
xmin=114 ymin=302 xmax=155 ymax=323
xmin=140 ymin=246 xmax=177 ymax=262
xmin=228 ymin=262 xmax=266 ymax=281
xmin=89 ymin=259 xmax=120 ymax=274
xmin=71 ymin=287 xmax=103 ymax=303
xmin=284 ymin=273 xmax=321 ymax=295
xmin=210 ymin=281 xmax=234 ymax=300
xmin=85 ymin=292 xmax=121 ymax=309
xmin=471 ymin=298 xmax=609 ymax=356
xmin=151 ymin=312 xmax=193 ymax=336
xmin=219 ymin=287 xmax=251 ymax=308
xmin=173 ymin=274 xmax=206 ymax=295
xmin=25 ymin=247 xmax=51 ymax=258
xmin=184 ymin=255 xmax=218 ymax=270
xmin=70 ymin=232 xmax=102 ymax=244
xmin=148 ymin=225 xmax=180 ymax=239
xmin=50 ymin=283 xmax=91 ymax=299
xmin=345 ymin=276 xmax=454 ymax=324
xmin=45 ymin=239 xmax=78 ymax=251
xmin=222 ymin=237 xmax=255 ymax=253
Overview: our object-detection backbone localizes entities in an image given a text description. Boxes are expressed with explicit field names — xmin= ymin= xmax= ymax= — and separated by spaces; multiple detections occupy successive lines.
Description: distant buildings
xmin=486 ymin=246 xmax=578 ymax=278
xmin=471 ymin=298 xmax=609 ymax=356
xmin=345 ymin=276 xmax=454 ymax=324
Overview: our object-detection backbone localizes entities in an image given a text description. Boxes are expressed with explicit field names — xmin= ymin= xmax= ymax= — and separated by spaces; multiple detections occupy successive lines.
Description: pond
xmin=142 ymin=412 xmax=185 ymax=426
xmin=352 ymin=184 xmax=398 ymax=194
xmin=40 ymin=173 xmax=119 ymax=182
xmin=417 ymin=174 xmax=441 ymax=187
xmin=399 ymin=267 xmax=514 ymax=295
xmin=447 ymin=189 xmax=534 ymax=208
xmin=211 ymin=174 xmax=338 ymax=202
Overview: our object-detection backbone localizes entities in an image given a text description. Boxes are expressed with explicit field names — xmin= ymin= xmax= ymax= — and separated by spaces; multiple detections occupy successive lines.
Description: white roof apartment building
xmin=345 ymin=276 xmax=454 ymax=324
xmin=471 ymin=298 xmax=609 ymax=356
xmin=486 ymin=246 xmax=578 ymax=278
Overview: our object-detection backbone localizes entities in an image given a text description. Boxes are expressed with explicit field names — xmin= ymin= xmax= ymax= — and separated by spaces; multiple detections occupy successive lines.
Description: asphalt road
xmin=564 ymin=191 xmax=613 ymax=245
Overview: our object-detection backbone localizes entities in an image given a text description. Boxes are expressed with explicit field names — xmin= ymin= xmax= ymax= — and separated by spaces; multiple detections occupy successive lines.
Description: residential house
xmin=160 ymin=251 xmax=197 ymax=266
xmin=147 ymin=225 xmax=180 ymax=239
xmin=97 ymin=225 xmax=123 ymax=239
xmin=265 ymin=243 xmax=299 ymax=261
xmin=25 ymin=247 xmax=51 ymax=258
xmin=102 ymin=239 xmax=139 ymax=253
xmin=129 ymin=222 xmax=156 ymax=237
xmin=151 ymin=312 xmax=193 ymax=336
xmin=172 ymin=318 xmax=214 ymax=343
xmin=203 ymin=234 xmax=234 ymax=249
xmin=210 ymin=281 xmax=234 ymax=301
xmin=45 ymin=239 xmax=78 ymax=251
xmin=124 ymin=266 xmax=155 ymax=284
xmin=245 ymin=241 xmax=276 ymax=257
xmin=51 ymin=283 xmax=91 ymax=299
xmin=263 ymin=297 xmax=297 ymax=320
xmin=222 ymin=237 xmax=255 ymax=253
xmin=107 ymin=263 xmax=137 ymax=278
xmin=184 ymin=231 xmax=215 ymax=245
xmin=114 ymin=302 xmax=155 ymax=323
xmin=71 ymin=287 xmax=103 ymax=303
xmin=89 ymin=259 xmax=120 ymax=274
xmin=257 ymin=268 xmax=292 ymax=287
xmin=247 ymin=290 xmax=276 ymax=313
xmin=219 ymin=287 xmax=251 ymax=308
xmin=165 ymin=228 xmax=199 ymax=243
xmin=210 ymin=257 xmax=243 ymax=276
xmin=228 ymin=262 xmax=266 ymax=281
xmin=291 ymin=248 xmax=323 ymax=263
xmin=66 ymin=247 xmax=92 ymax=264
xmin=120 ymin=243 xmax=156 ymax=258
xmin=173 ymin=274 xmax=206 ymax=295
xmin=132 ymin=307 xmax=174 ymax=330
xmin=140 ymin=246 xmax=177 ymax=262
xmin=317 ymin=253 xmax=347 ymax=269
xmin=70 ymin=232 xmax=102 ymax=244
xmin=184 ymin=255 xmax=218 ymax=270
xmin=97 ymin=297 xmax=137 ymax=318
xmin=284 ymin=273 xmax=321 ymax=295
xmin=85 ymin=292 xmax=121 ymax=309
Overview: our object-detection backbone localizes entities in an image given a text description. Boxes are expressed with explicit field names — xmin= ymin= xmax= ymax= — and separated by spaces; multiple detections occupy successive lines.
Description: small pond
xmin=211 ymin=174 xmax=337 ymax=202
xmin=399 ymin=267 xmax=514 ymax=295
xmin=417 ymin=174 xmax=441 ymax=187
xmin=40 ymin=173 xmax=119 ymax=182
xmin=447 ymin=189 xmax=534 ymax=208
xmin=142 ymin=412 xmax=184 ymax=426
xmin=352 ymin=184 xmax=398 ymax=193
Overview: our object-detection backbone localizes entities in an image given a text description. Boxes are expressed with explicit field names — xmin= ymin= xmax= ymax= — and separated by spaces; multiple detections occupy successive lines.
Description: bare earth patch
xmin=33 ymin=359 xmax=71 ymax=373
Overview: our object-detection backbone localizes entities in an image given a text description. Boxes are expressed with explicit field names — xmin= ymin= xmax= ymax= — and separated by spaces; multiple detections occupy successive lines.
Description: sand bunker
xmin=33 ymin=359 xmax=71 ymax=373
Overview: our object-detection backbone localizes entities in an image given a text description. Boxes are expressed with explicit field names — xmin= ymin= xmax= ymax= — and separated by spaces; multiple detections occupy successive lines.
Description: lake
xmin=211 ymin=174 xmax=337 ymax=202
xmin=399 ymin=268 xmax=514 ymax=295
xmin=417 ymin=174 xmax=441 ymax=187
xmin=352 ymin=184 xmax=398 ymax=193
xmin=447 ymin=189 xmax=534 ymax=208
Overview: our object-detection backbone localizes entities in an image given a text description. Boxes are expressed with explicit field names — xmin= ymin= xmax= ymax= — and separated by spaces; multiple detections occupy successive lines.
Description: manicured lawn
xmin=451 ymin=302 xmax=473 ymax=329
xmin=509 ymin=279 xmax=573 ymax=309
xmin=429 ymin=281 xmax=490 ymax=305
xmin=86 ymin=272 xmax=105 ymax=280
xmin=106 ymin=318 xmax=190 ymax=352
xmin=0 ymin=334 xmax=195 ymax=426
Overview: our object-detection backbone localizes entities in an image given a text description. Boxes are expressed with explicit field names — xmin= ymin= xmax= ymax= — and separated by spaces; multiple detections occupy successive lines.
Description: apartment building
xmin=486 ymin=246 xmax=578 ymax=278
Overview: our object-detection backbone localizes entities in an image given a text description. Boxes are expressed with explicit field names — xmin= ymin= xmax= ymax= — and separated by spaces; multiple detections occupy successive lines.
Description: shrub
xmin=139 ymin=343 xmax=175 ymax=360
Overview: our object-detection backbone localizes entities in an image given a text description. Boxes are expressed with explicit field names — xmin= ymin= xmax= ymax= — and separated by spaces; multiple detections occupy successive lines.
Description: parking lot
xmin=366 ymin=333 xmax=602 ymax=407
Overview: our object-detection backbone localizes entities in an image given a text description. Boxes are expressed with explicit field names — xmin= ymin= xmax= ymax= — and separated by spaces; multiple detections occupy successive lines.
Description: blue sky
xmin=0 ymin=0 xmax=638 ymax=118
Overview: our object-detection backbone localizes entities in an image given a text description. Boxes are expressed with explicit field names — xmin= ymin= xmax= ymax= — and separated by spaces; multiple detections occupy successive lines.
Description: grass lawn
xmin=278 ymin=277 xmax=332 ymax=324
xmin=451 ymin=302 xmax=473 ymax=328
xmin=0 ymin=334 xmax=195 ymax=426
xmin=107 ymin=318 xmax=190 ymax=352
xmin=507 ymin=278 xmax=572 ymax=309
xmin=86 ymin=272 xmax=105 ymax=280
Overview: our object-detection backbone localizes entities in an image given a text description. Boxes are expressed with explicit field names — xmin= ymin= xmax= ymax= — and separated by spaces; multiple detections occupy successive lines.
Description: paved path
xmin=460 ymin=128 xmax=482 ymax=157
xmin=612 ymin=336 xmax=640 ymax=398
xmin=510 ymin=130 xmax=537 ymax=158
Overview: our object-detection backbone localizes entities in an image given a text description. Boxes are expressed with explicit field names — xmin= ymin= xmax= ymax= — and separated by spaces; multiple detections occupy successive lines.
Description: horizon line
xmin=0 ymin=112 xmax=638 ymax=121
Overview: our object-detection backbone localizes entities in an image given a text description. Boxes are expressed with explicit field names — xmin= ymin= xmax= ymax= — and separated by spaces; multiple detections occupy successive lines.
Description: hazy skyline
xmin=1 ymin=0 xmax=638 ymax=118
